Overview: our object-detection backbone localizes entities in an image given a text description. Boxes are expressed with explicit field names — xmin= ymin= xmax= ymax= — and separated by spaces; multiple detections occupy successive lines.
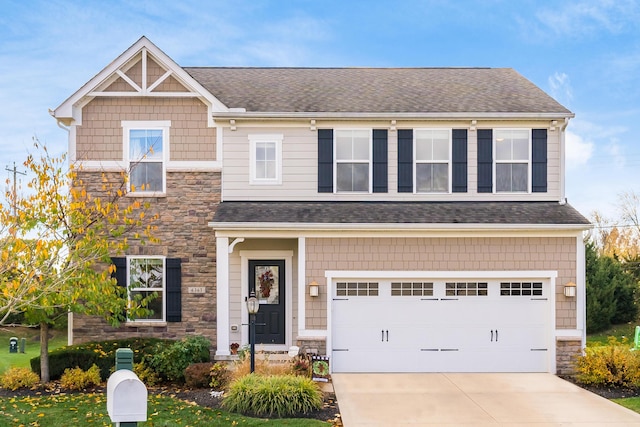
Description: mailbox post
xmin=107 ymin=348 xmax=147 ymax=427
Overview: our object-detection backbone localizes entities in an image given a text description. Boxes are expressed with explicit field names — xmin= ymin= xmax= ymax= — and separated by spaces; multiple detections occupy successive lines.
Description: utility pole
xmin=5 ymin=162 xmax=26 ymax=217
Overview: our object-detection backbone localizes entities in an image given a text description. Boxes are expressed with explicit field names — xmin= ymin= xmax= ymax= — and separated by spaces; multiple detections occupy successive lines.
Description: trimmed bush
xmin=185 ymin=362 xmax=215 ymax=388
xmin=30 ymin=337 xmax=174 ymax=381
xmin=209 ymin=362 xmax=232 ymax=391
xmin=0 ymin=367 xmax=40 ymax=390
xmin=60 ymin=364 xmax=102 ymax=390
xmin=576 ymin=337 xmax=640 ymax=388
xmin=223 ymin=374 xmax=323 ymax=417
xmin=134 ymin=362 xmax=160 ymax=387
xmin=143 ymin=335 xmax=210 ymax=383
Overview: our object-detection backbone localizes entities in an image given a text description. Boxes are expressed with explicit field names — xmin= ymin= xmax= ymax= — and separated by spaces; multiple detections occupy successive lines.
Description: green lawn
xmin=0 ymin=393 xmax=330 ymax=426
xmin=0 ymin=327 xmax=67 ymax=374
xmin=586 ymin=323 xmax=638 ymax=347
xmin=612 ymin=396 xmax=640 ymax=413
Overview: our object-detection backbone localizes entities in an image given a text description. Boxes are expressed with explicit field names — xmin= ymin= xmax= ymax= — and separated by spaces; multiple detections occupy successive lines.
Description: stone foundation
xmin=556 ymin=337 xmax=583 ymax=375
xmin=296 ymin=336 xmax=327 ymax=356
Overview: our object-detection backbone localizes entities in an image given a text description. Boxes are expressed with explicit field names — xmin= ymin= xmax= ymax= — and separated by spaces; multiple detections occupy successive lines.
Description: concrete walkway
xmin=332 ymin=373 xmax=640 ymax=426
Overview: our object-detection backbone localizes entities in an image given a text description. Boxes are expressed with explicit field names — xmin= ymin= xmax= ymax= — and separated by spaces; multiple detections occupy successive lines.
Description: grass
xmin=612 ymin=396 xmax=640 ymax=414
xmin=0 ymin=393 xmax=329 ymax=426
xmin=0 ymin=327 xmax=67 ymax=375
xmin=586 ymin=323 xmax=638 ymax=347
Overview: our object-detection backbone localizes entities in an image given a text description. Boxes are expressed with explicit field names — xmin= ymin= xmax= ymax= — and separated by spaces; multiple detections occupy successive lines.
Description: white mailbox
xmin=107 ymin=369 xmax=148 ymax=422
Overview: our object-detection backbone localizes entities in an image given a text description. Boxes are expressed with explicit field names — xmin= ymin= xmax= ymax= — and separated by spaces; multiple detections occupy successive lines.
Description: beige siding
xmin=304 ymin=236 xmax=577 ymax=330
xmin=76 ymin=97 xmax=216 ymax=161
xmin=222 ymin=120 xmax=563 ymax=201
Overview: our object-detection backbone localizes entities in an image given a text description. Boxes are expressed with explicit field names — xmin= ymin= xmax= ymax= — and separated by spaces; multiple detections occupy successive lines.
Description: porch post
xmin=298 ymin=237 xmax=306 ymax=335
xmin=216 ymin=236 xmax=230 ymax=356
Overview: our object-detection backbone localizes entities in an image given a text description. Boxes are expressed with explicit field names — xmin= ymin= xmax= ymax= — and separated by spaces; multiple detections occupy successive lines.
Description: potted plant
xmin=230 ymin=342 xmax=240 ymax=355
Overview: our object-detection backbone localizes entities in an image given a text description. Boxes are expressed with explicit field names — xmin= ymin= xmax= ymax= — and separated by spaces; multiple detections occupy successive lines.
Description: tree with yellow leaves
xmin=0 ymin=140 xmax=158 ymax=382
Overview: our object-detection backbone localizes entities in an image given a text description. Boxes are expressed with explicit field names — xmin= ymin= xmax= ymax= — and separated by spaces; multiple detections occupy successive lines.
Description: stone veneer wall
xmin=556 ymin=338 xmax=582 ymax=375
xmin=72 ymin=170 xmax=220 ymax=347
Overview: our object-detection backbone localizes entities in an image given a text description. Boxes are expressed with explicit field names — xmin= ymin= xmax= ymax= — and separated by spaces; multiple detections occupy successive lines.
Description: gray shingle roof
xmin=211 ymin=201 xmax=590 ymax=227
xmin=184 ymin=67 xmax=571 ymax=115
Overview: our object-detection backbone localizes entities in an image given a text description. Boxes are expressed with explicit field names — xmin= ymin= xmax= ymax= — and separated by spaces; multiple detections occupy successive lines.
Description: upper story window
xmin=249 ymin=134 xmax=283 ymax=185
xmin=335 ymin=129 xmax=371 ymax=192
xmin=123 ymin=121 xmax=170 ymax=195
xmin=414 ymin=129 xmax=451 ymax=193
xmin=128 ymin=256 xmax=166 ymax=322
xmin=495 ymin=129 xmax=530 ymax=192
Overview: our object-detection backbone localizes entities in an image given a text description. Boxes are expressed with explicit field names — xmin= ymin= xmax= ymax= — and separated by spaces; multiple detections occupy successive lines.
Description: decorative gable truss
xmin=53 ymin=36 xmax=227 ymax=128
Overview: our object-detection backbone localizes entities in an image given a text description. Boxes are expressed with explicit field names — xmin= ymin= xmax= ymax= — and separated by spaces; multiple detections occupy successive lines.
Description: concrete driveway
xmin=332 ymin=373 xmax=640 ymax=426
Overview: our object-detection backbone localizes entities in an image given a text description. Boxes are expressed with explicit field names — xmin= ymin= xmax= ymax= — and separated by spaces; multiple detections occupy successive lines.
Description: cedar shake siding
xmin=304 ymin=236 xmax=579 ymax=330
xmin=75 ymin=97 xmax=216 ymax=162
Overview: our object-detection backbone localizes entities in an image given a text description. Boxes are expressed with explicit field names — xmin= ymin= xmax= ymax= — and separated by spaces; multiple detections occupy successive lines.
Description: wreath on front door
xmin=258 ymin=269 xmax=274 ymax=298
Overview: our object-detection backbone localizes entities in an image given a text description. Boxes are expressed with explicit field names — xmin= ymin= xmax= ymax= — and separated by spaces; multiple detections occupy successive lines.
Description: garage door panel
xmin=332 ymin=278 xmax=551 ymax=373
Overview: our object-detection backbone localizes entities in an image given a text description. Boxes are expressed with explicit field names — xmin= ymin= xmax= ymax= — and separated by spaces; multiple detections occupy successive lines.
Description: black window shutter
xmin=452 ymin=129 xmax=468 ymax=193
xmin=317 ymin=129 xmax=333 ymax=193
xmin=166 ymin=258 xmax=182 ymax=323
xmin=532 ymin=129 xmax=547 ymax=193
xmin=477 ymin=129 xmax=493 ymax=193
xmin=111 ymin=257 xmax=127 ymax=321
xmin=372 ymin=129 xmax=388 ymax=193
xmin=397 ymin=129 xmax=413 ymax=193
xmin=111 ymin=257 xmax=127 ymax=287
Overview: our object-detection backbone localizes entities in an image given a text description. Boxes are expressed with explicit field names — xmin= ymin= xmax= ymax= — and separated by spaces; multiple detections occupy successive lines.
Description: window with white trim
xmin=414 ymin=129 xmax=451 ymax=193
xmin=495 ymin=129 xmax=530 ymax=193
xmin=335 ymin=129 xmax=371 ymax=192
xmin=123 ymin=121 xmax=170 ymax=194
xmin=249 ymin=134 xmax=282 ymax=185
xmin=128 ymin=256 xmax=166 ymax=321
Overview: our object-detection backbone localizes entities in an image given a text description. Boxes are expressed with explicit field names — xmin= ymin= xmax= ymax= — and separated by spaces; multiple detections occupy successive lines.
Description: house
xmin=52 ymin=36 xmax=590 ymax=375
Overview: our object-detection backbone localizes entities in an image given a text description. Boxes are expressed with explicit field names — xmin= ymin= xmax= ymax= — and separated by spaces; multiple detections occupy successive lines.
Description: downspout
xmin=559 ymin=117 xmax=570 ymax=205
xmin=50 ymin=109 xmax=74 ymax=345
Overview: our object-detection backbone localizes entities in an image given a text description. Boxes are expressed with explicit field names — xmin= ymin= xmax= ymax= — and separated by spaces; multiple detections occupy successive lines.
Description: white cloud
xmin=548 ymin=72 xmax=573 ymax=107
xmin=565 ymin=130 xmax=594 ymax=168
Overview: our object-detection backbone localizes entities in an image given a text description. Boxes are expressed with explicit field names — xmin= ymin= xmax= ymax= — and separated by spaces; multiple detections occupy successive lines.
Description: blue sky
xmin=1 ymin=0 xmax=639 ymax=218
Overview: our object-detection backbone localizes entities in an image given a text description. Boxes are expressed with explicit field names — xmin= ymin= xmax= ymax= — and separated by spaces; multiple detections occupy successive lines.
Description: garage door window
xmin=446 ymin=282 xmax=488 ymax=296
xmin=391 ymin=282 xmax=433 ymax=296
xmin=500 ymin=282 xmax=543 ymax=296
xmin=336 ymin=282 xmax=379 ymax=296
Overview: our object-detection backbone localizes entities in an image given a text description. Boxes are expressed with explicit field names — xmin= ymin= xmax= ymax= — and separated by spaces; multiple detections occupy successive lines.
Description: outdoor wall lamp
xmin=564 ymin=282 xmax=577 ymax=298
xmin=309 ymin=280 xmax=319 ymax=297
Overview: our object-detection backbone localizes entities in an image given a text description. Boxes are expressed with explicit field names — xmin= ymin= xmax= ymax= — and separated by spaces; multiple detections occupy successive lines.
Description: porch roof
xmin=211 ymin=201 xmax=591 ymax=228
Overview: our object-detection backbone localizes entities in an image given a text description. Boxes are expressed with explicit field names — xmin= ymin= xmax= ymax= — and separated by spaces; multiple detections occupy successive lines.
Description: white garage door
xmin=331 ymin=279 xmax=550 ymax=373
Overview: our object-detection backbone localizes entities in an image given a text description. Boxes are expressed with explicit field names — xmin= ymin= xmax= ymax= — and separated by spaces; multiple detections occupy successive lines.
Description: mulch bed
xmin=0 ymin=382 xmax=341 ymax=423
xmin=559 ymin=375 xmax=640 ymax=400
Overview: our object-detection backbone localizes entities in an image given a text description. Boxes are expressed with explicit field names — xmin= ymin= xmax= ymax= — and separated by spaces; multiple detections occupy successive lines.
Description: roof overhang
xmin=211 ymin=111 xmax=576 ymax=121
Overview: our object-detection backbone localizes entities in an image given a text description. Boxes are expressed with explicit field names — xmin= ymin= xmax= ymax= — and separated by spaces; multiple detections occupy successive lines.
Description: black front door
xmin=249 ymin=260 xmax=285 ymax=344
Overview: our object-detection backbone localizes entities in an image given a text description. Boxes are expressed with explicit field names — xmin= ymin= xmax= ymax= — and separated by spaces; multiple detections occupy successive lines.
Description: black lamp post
xmin=246 ymin=290 xmax=260 ymax=373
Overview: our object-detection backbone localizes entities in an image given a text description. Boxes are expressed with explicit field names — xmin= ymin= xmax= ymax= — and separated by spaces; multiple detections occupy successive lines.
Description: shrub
xmin=576 ymin=337 xmax=640 ymax=388
xmin=134 ymin=362 xmax=160 ymax=387
xmin=30 ymin=337 xmax=174 ymax=381
xmin=185 ymin=362 xmax=215 ymax=388
xmin=0 ymin=367 xmax=40 ymax=390
xmin=223 ymin=374 xmax=323 ymax=417
xmin=144 ymin=335 xmax=210 ymax=382
xmin=210 ymin=362 xmax=232 ymax=391
xmin=60 ymin=364 xmax=102 ymax=390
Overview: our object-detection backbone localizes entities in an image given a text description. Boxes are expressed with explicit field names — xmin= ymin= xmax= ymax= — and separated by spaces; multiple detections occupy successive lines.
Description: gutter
xmin=208 ymin=221 xmax=593 ymax=232
xmin=211 ymin=111 xmax=576 ymax=121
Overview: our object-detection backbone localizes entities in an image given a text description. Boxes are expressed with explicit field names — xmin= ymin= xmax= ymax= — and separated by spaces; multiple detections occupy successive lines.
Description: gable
xmin=53 ymin=36 xmax=227 ymax=126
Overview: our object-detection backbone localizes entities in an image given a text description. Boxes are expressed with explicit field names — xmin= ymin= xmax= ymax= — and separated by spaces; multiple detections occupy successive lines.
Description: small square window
xmin=249 ymin=134 xmax=283 ymax=185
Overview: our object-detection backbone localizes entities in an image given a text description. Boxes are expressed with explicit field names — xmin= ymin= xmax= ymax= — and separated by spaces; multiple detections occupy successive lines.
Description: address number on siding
xmin=188 ymin=287 xmax=206 ymax=294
